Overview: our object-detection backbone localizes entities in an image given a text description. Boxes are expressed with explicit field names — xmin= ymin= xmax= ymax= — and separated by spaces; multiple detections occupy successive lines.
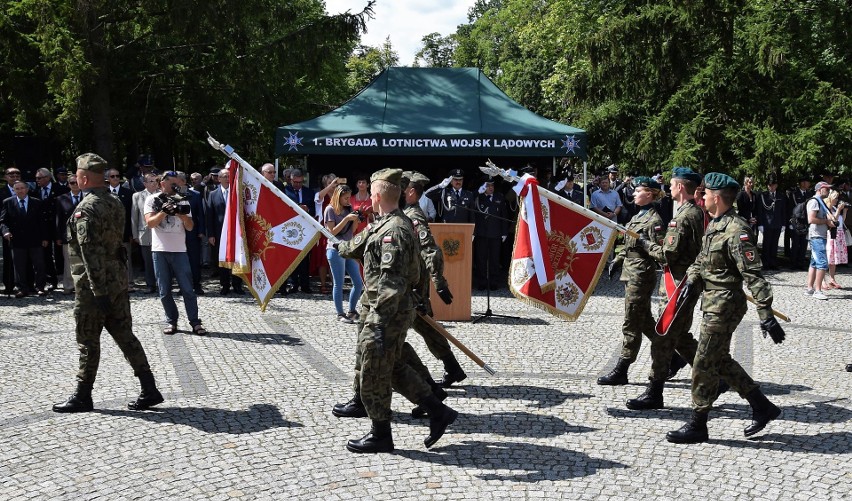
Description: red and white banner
xmin=219 ymin=159 xmax=322 ymax=310
xmin=509 ymin=176 xmax=618 ymax=320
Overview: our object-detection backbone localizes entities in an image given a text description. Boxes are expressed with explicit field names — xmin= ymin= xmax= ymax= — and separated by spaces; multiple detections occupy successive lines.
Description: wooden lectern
xmin=428 ymin=223 xmax=474 ymax=321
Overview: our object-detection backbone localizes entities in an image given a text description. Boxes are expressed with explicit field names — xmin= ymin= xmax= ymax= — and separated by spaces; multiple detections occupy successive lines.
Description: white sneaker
xmin=812 ymin=291 xmax=828 ymax=300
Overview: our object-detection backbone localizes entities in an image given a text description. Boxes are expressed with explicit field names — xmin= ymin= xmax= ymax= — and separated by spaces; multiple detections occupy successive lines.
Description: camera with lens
xmin=352 ymin=209 xmax=366 ymax=222
xmin=153 ymin=192 xmax=190 ymax=216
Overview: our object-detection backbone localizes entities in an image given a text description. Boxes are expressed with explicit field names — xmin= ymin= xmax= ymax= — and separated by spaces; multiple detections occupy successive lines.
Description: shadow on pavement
xmin=202 ymin=331 xmax=304 ymax=346
xmin=717 ymin=398 xmax=852 ymax=425
xmin=95 ymin=403 xmax=301 ymax=434
xmin=713 ymin=431 xmax=851 ymax=453
xmin=447 ymin=384 xmax=593 ymax=408
xmin=396 ymin=410 xmax=596 ymax=439
xmin=398 ymin=440 xmax=626 ymax=481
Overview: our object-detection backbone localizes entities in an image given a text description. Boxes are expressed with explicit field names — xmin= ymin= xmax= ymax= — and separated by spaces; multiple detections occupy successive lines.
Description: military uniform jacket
xmin=438 ymin=187 xmax=476 ymax=223
xmin=616 ymin=207 xmax=665 ymax=283
xmin=404 ymin=204 xmax=448 ymax=292
xmin=686 ymin=208 xmax=773 ymax=320
xmin=473 ymin=192 xmax=509 ymax=238
xmin=67 ymin=187 xmax=128 ymax=297
xmin=756 ymin=190 xmax=787 ymax=229
xmin=338 ymin=209 xmax=421 ymax=326
xmin=645 ymin=199 xmax=705 ymax=280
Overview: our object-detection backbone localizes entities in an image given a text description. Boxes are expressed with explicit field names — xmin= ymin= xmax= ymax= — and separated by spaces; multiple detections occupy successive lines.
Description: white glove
xmin=471 ymin=235 xmax=475 ymax=242
xmin=758 ymin=225 xmax=764 ymax=233
xmin=478 ymin=183 xmax=487 ymax=194
xmin=554 ymin=178 xmax=567 ymax=191
xmin=439 ymin=176 xmax=452 ymax=188
xmin=788 ymin=224 xmax=794 ymax=230
xmin=501 ymin=235 xmax=507 ymax=242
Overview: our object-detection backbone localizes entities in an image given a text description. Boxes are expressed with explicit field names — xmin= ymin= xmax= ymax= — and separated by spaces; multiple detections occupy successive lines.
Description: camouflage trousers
xmin=411 ymin=310 xmax=453 ymax=361
xmin=692 ymin=308 xmax=759 ymax=413
xmin=352 ymin=305 xmax=432 ymax=422
xmin=620 ymin=279 xmax=669 ymax=380
xmin=647 ymin=283 xmax=701 ymax=381
xmin=74 ymin=290 xmax=151 ymax=384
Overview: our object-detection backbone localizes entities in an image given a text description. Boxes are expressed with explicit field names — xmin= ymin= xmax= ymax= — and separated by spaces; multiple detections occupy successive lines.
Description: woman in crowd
xmin=736 ymin=176 xmax=757 ymax=232
xmin=824 ymin=189 xmax=848 ymax=289
xmin=311 ymin=173 xmax=341 ymax=294
xmin=349 ymin=172 xmax=373 ymax=235
xmin=324 ymin=184 xmax=364 ymax=324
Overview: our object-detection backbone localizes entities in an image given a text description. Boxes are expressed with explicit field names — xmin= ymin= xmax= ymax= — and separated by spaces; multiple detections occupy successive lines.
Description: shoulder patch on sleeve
xmin=74 ymin=211 xmax=83 ymax=218
xmin=412 ymin=219 xmax=420 ymax=227
xmin=654 ymin=225 xmax=662 ymax=231
xmin=382 ymin=236 xmax=393 ymax=243
xmin=419 ymin=230 xmax=428 ymax=240
xmin=668 ymin=221 xmax=677 ymax=227
xmin=740 ymin=233 xmax=750 ymax=241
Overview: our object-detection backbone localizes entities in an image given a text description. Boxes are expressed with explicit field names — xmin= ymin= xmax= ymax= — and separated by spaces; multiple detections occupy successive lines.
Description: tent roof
xmin=275 ymin=67 xmax=586 ymax=158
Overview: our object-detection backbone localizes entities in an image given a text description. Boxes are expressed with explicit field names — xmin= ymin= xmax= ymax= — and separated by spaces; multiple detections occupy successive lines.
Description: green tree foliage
xmin=453 ymin=0 xmax=851 ymax=181
xmin=344 ymin=36 xmax=399 ymax=95
xmin=413 ymin=32 xmax=456 ymax=68
xmin=0 ymin=0 xmax=373 ymax=167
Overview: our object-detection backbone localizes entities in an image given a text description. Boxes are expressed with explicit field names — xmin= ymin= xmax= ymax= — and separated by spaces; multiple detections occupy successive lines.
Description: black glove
xmin=607 ymin=260 xmax=621 ymax=280
xmin=674 ymin=280 xmax=696 ymax=312
xmin=760 ymin=317 xmax=785 ymax=344
xmin=94 ymin=295 xmax=111 ymax=314
xmin=436 ymin=287 xmax=453 ymax=305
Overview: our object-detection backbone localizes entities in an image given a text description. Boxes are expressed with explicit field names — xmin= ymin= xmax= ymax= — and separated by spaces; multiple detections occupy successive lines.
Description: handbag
xmin=844 ymin=227 xmax=852 ymax=246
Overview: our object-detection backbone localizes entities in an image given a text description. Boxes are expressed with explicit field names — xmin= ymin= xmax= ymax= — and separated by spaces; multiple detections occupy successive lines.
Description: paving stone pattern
xmin=0 ymin=268 xmax=849 ymax=500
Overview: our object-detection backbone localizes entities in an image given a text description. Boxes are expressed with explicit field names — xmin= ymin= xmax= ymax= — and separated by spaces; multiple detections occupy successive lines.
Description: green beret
xmin=703 ymin=172 xmax=739 ymax=191
xmin=671 ymin=166 xmax=703 ymax=185
xmin=76 ymin=153 xmax=108 ymax=174
xmin=370 ymin=168 xmax=403 ymax=185
xmin=633 ymin=176 xmax=661 ymax=190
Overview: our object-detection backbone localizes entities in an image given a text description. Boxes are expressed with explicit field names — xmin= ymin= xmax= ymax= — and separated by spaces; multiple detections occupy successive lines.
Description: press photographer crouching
xmin=144 ymin=171 xmax=206 ymax=336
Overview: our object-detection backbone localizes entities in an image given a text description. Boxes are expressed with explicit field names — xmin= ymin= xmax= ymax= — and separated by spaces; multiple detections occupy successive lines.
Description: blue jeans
xmin=326 ymin=248 xmax=363 ymax=315
xmin=152 ymin=251 xmax=200 ymax=326
xmin=809 ymin=237 xmax=828 ymax=271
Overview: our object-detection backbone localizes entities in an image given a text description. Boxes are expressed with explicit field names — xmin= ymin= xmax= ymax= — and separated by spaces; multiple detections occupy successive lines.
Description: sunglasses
xmin=68 ymin=181 xmax=78 ymax=185
xmin=109 ymin=175 xmax=121 ymax=178
xmin=35 ymin=175 xmax=48 ymax=180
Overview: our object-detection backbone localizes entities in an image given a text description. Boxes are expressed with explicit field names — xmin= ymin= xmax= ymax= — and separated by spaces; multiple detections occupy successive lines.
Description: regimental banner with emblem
xmin=509 ymin=175 xmax=618 ymax=320
xmin=218 ymin=158 xmax=323 ymax=310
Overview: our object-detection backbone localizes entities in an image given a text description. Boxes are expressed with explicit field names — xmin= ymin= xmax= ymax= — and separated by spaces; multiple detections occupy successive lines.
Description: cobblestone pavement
xmin=1 ymin=267 xmax=849 ymax=500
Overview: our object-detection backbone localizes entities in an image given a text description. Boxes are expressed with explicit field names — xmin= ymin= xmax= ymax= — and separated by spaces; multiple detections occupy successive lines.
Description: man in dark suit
xmin=555 ymin=172 xmax=585 ymax=206
xmin=786 ymin=176 xmax=813 ymax=269
xmin=473 ymin=178 xmax=509 ymax=290
xmin=2 ymin=167 xmax=25 ymax=294
xmin=756 ymin=174 xmax=787 ymax=270
xmin=205 ymin=168 xmax=244 ymax=295
xmin=436 ymin=169 xmax=476 ymax=224
xmin=106 ymin=168 xmax=135 ymax=289
xmin=283 ymin=168 xmax=315 ymax=293
xmin=178 ymin=172 xmax=207 ymax=295
xmin=0 ymin=181 xmax=49 ymax=297
xmin=34 ymin=167 xmax=70 ymax=289
xmin=55 ymin=173 xmax=84 ymax=293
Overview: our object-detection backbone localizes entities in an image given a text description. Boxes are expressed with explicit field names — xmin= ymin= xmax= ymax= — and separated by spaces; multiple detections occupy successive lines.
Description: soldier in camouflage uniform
xmin=667 ymin=172 xmax=785 ymax=444
xmin=597 ymin=177 xmax=667 ymax=386
xmin=334 ymin=168 xmax=457 ymax=454
xmin=53 ymin=153 xmax=164 ymax=414
xmin=626 ymin=167 xmax=709 ymax=409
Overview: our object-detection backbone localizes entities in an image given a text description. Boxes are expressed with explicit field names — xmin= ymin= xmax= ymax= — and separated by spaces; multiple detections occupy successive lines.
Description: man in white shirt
xmin=144 ymin=171 xmax=206 ymax=335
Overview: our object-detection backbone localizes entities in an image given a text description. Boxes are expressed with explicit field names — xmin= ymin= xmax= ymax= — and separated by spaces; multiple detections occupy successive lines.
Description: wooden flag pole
xmin=416 ymin=312 xmax=496 ymax=375
xmin=745 ymin=295 xmax=791 ymax=322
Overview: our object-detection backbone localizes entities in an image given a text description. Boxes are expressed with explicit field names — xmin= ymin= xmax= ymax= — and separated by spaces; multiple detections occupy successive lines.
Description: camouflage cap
xmin=703 ymin=172 xmax=739 ymax=191
xmin=370 ymin=168 xmax=403 ymax=185
xmin=671 ymin=166 xmax=702 ymax=185
xmin=76 ymin=153 xmax=108 ymax=174
xmin=408 ymin=171 xmax=430 ymax=185
xmin=633 ymin=176 xmax=661 ymax=190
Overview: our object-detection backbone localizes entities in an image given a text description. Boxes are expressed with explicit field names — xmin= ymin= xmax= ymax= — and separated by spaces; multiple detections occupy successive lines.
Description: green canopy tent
xmin=275 ymin=67 xmax=586 ymax=160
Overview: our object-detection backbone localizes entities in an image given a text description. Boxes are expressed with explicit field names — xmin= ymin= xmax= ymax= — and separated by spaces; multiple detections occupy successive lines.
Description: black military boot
xmin=419 ymin=395 xmax=458 ymax=448
xmin=626 ymin=379 xmax=665 ymax=410
xmin=438 ymin=355 xmax=467 ymax=388
xmin=346 ymin=420 xmax=393 ymax=453
xmin=332 ymin=393 xmax=368 ymax=418
xmin=52 ymin=382 xmax=94 ymax=413
xmin=666 ymin=351 xmax=690 ymax=380
xmin=597 ymin=358 xmax=631 ymax=386
xmin=666 ymin=410 xmax=709 ymax=444
xmin=412 ymin=378 xmax=448 ymax=418
xmin=744 ymin=388 xmax=781 ymax=437
xmin=128 ymin=371 xmax=165 ymax=410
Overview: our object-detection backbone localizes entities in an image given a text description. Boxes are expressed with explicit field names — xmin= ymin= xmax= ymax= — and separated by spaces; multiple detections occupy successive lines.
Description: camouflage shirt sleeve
xmin=76 ymin=207 xmax=110 ymax=296
xmin=730 ymin=225 xmax=774 ymax=321
xmin=338 ymin=227 xmax=369 ymax=261
xmin=411 ymin=217 xmax=448 ymax=290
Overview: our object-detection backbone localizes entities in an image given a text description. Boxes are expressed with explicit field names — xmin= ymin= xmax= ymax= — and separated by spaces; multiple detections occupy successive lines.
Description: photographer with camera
xmin=323 ymin=184 xmax=363 ymax=323
xmin=144 ymin=171 xmax=206 ymax=336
